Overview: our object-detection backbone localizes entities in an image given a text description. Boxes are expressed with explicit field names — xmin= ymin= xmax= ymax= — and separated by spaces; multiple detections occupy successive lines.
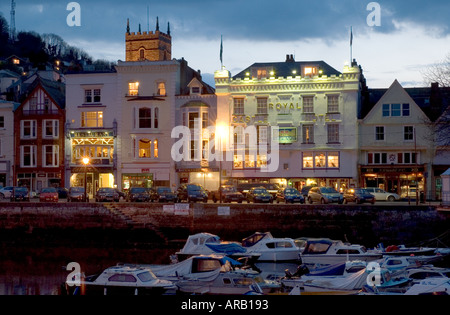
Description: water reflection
xmin=0 ymin=245 xmax=177 ymax=295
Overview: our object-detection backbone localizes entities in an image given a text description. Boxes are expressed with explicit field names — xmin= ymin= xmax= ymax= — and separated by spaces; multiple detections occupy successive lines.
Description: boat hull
xmin=301 ymin=254 xmax=382 ymax=267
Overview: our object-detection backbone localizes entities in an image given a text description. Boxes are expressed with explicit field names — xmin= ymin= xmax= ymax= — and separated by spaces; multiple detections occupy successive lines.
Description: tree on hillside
xmin=422 ymin=53 xmax=450 ymax=148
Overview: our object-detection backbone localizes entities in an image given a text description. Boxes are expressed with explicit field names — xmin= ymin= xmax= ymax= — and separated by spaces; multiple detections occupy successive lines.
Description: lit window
xmin=304 ymin=67 xmax=317 ymax=77
xmin=157 ymin=82 xmax=166 ymax=96
xmin=257 ymin=69 xmax=267 ymax=79
xmin=154 ymin=139 xmax=158 ymax=158
xmin=128 ymin=82 xmax=139 ymax=96
xmin=302 ymin=152 xmax=313 ymax=168
xmin=328 ymin=152 xmax=339 ymax=168
xmin=314 ymin=153 xmax=326 ymax=168
xmin=302 ymin=124 xmax=314 ymax=144
xmin=81 ymin=112 xmax=103 ymax=128
xmin=139 ymin=139 xmax=151 ymax=158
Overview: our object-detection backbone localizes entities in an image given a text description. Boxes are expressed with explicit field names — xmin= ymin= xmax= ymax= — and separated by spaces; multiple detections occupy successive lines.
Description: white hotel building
xmin=214 ymin=56 xmax=364 ymax=192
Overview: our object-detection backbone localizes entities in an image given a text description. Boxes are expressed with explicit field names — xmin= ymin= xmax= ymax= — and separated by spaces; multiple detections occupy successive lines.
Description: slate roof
xmin=232 ymin=59 xmax=342 ymax=80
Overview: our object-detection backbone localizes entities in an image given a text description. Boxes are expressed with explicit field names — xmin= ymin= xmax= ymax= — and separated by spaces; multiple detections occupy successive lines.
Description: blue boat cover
xmin=205 ymin=243 xmax=247 ymax=255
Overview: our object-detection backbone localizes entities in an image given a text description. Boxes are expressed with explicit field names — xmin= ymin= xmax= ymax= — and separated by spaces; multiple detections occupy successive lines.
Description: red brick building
xmin=13 ymin=77 xmax=65 ymax=191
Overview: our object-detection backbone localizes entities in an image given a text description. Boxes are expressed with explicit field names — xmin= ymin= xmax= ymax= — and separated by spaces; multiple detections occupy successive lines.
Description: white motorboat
xmin=176 ymin=232 xmax=301 ymax=263
xmin=148 ymin=255 xmax=280 ymax=295
xmin=241 ymin=232 xmax=302 ymax=262
xmin=300 ymin=238 xmax=383 ymax=267
xmin=282 ymin=260 xmax=369 ymax=295
xmin=404 ymin=278 xmax=450 ymax=295
xmin=379 ymin=255 xmax=444 ymax=273
xmin=64 ymin=265 xmax=176 ymax=295
xmin=174 ymin=233 xmax=260 ymax=262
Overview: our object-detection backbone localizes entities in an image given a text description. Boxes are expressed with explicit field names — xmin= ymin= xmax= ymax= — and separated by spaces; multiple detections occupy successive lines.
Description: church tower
xmin=125 ymin=17 xmax=172 ymax=62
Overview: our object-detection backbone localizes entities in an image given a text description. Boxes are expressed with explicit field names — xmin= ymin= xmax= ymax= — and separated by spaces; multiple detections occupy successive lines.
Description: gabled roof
xmin=362 ymin=81 xmax=450 ymax=121
xmin=16 ymin=76 xmax=66 ymax=111
xmin=232 ymin=60 xmax=341 ymax=80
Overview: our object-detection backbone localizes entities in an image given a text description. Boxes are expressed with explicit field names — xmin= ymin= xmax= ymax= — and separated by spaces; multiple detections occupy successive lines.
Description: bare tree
xmin=422 ymin=53 xmax=450 ymax=88
xmin=422 ymin=53 xmax=450 ymax=148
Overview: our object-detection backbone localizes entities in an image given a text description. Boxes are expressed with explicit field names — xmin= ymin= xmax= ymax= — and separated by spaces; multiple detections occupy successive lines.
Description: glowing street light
xmin=82 ymin=157 xmax=90 ymax=202
xmin=215 ymin=124 xmax=228 ymax=203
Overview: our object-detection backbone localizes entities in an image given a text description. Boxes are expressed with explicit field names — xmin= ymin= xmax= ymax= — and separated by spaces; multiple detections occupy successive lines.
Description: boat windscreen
xmin=303 ymin=239 xmax=333 ymax=254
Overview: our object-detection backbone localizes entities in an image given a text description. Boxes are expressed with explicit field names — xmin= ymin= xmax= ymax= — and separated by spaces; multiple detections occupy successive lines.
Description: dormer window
xmin=128 ymin=82 xmax=139 ymax=96
xmin=191 ymin=86 xmax=201 ymax=94
xmin=303 ymin=66 xmax=318 ymax=77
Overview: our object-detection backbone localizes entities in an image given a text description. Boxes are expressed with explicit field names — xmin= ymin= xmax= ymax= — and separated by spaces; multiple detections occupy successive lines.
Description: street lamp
xmin=216 ymin=124 xmax=228 ymax=204
xmin=82 ymin=157 xmax=90 ymax=202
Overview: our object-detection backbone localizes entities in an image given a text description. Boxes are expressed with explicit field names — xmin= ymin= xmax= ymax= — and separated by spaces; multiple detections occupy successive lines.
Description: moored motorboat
xmin=64 ymin=265 xmax=176 ymax=295
xmin=300 ymin=238 xmax=383 ymax=267
xmin=281 ymin=260 xmax=369 ymax=295
xmin=174 ymin=233 xmax=260 ymax=263
xmin=148 ymin=255 xmax=280 ymax=295
xmin=241 ymin=232 xmax=302 ymax=262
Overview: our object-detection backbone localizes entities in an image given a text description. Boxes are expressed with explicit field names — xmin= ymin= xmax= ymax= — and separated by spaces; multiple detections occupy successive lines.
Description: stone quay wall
xmin=0 ymin=202 xmax=448 ymax=248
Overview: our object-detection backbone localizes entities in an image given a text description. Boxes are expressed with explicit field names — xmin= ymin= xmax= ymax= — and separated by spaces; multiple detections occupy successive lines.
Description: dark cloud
xmin=1 ymin=1 xmax=448 ymax=46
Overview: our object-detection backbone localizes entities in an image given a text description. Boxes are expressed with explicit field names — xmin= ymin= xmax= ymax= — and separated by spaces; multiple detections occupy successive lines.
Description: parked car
xmin=211 ymin=185 xmax=245 ymax=203
xmin=307 ymin=186 xmax=343 ymax=204
xmin=300 ymin=186 xmax=315 ymax=198
xmin=10 ymin=187 xmax=30 ymax=202
xmin=343 ymin=188 xmax=375 ymax=204
xmin=39 ymin=187 xmax=59 ymax=202
xmin=67 ymin=187 xmax=89 ymax=202
xmin=126 ymin=187 xmax=150 ymax=202
xmin=95 ymin=187 xmax=120 ymax=202
xmin=276 ymin=187 xmax=305 ymax=204
xmin=237 ymin=183 xmax=280 ymax=198
xmin=56 ymin=187 xmax=69 ymax=199
xmin=364 ymin=187 xmax=400 ymax=202
xmin=246 ymin=187 xmax=273 ymax=203
xmin=177 ymin=184 xmax=208 ymax=203
xmin=150 ymin=186 xmax=178 ymax=203
xmin=0 ymin=186 xmax=14 ymax=199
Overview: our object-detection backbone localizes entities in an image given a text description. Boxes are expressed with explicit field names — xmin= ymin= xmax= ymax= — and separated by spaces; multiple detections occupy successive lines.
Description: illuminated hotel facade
xmin=214 ymin=56 xmax=364 ymax=192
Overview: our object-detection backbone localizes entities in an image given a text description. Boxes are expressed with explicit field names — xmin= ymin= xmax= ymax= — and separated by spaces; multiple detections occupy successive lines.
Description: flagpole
xmin=350 ymin=26 xmax=353 ymax=66
xmin=220 ymin=35 xmax=223 ymax=69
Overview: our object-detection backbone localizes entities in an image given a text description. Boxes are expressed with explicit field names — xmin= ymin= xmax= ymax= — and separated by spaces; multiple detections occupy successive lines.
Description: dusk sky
xmin=0 ymin=0 xmax=449 ymax=88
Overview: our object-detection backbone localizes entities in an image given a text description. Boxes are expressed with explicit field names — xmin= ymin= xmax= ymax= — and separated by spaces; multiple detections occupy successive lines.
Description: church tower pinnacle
xmin=125 ymin=17 xmax=172 ymax=62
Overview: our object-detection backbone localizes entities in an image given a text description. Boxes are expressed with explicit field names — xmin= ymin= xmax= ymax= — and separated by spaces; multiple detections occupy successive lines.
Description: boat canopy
xmin=180 ymin=233 xmax=247 ymax=255
xmin=302 ymin=238 xmax=338 ymax=255
xmin=242 ymin=232 xmax=273 ymax=247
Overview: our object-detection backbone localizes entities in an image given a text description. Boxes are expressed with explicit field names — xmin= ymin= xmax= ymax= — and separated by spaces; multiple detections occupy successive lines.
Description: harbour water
xmin=0 ymin=244 xmax=178 ymax=295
